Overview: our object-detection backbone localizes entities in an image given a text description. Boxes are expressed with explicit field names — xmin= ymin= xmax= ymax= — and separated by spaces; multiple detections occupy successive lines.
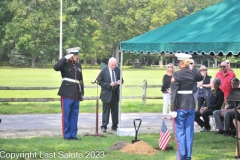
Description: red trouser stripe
xmin=61 ymin=97 xmax=64 ymax=138
xmin=173 ymin=118 xmax=180 ymax=160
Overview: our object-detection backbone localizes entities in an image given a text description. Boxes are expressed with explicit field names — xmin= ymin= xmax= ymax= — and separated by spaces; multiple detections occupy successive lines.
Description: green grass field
xmin=0 ymin=66 xmax=239 ymax=160
xmin=1 ymin=67 xmax=240 ymax=114
xmin=0 ymin=133 xmax=237 ymax=160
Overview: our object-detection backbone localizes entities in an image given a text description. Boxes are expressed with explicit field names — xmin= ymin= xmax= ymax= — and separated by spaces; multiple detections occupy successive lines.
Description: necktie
xmin=112 ymin=70 xmax=116 ymax=91
xmin=112 ymin=70 xmax=116 ymax=82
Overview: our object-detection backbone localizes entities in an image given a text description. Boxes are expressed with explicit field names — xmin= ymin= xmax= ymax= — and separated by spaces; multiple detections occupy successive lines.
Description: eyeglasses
xmin=190 ymin=63 xmax=194 ymax=65
xmin=220 ymin=66 xmax=226 ymax=68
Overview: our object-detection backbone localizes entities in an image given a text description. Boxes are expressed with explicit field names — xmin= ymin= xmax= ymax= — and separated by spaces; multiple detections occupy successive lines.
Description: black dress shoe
xmin=111 ymin=128 xmax=117 ymax=131
xmin=101 ymin=128 xmax=106 ymax=133
xmin=71 ymin=137 xmax=81 ymax=140
xmin=200 ymin=127 xmax=210 ymax=132
xmin=215 ymin=130 xmax=225 ymax=134
xmin=224 ymin=131 xmax=230 ymax=136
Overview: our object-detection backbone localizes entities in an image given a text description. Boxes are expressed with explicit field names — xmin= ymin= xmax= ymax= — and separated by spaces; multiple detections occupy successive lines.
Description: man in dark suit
xmin=54 ymin=47 xmax=84 ymax=140
xmin=98 ymin=57 xmax=123 ymax=133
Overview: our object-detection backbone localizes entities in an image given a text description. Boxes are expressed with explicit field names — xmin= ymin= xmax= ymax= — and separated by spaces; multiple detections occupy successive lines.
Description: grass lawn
xmin=0 ymin=66 xmax=239 ymax=160
xmin=1 ymin=67 xmax=240 ymax=114
xmin=0 ymin=132 xmax=237 ymax=160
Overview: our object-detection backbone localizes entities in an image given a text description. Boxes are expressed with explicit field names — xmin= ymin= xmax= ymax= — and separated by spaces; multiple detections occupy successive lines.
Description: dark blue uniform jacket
xmin=54 ymin=58 xmax=84 ymax=100
xmin=171 ymin=67 xmax=203 ymax=111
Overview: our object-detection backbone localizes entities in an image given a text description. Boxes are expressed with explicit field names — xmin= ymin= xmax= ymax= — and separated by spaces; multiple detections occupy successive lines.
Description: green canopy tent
xmin=120 ymin=0 xmax=240 ymax=56
xmin=117 ymin=0 xmax=240 ymax=136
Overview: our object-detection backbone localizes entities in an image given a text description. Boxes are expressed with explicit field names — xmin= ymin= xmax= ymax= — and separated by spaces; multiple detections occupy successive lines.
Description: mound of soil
xmin=110 ymin=141 xmax=158 ymax=155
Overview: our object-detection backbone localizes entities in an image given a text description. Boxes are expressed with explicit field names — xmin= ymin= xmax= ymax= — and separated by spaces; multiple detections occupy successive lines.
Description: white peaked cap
xmin=175 ymin=53 xmax=192 ymax=61
xmin=66 ymin=47 xmax=81 ymax=54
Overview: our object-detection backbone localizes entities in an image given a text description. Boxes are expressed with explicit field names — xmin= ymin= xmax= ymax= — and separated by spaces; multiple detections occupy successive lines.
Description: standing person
xmin=225 ymin=59 xmax=232 ymax=71
xmin=54 ymin=47 xmax=84 ymax=140
xmin=161 ymin=63 xmax=174 ymax=119
xmin=215 ymin=61 xmax=236 ymax=106
xmin=197 ymin=65 xmax=213 ymax=111
xmin=98 ymin=57 xmax=123 ymax=133
xmin=189 ymin=59 xmax=198 ymax=105
xmin=171 ymin=53 xmax=203 ymax=160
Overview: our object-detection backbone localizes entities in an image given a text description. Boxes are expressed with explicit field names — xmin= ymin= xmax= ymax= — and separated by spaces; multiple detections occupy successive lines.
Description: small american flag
xmin=159 ymin=120 xmax=171 ymax=150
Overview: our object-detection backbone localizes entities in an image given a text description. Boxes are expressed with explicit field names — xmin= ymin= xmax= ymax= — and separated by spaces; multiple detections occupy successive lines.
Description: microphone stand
xmin=84 ymin=70 xmax=105 ymax=138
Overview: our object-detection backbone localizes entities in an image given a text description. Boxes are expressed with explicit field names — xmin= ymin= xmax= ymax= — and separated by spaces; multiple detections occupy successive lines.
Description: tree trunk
xmin=31 ymin=56 xmax=36 ymax=68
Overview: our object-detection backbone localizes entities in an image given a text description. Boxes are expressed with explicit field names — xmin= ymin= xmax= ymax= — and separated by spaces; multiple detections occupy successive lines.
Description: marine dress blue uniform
xmin=170 ymin=54 xmax=203 ymax=160
xmin=54 ymin=48 xmax=84 ymax=140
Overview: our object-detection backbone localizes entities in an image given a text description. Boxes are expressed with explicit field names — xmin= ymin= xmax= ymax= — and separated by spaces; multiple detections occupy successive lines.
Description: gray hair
xmin=108 ymin=57 xmax=117 ymax=63
xmin=213 ymin=78 xmax=221 ymax=85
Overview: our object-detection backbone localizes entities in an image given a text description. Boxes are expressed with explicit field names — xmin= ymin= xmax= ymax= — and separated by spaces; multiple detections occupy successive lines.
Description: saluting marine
xmin=54 ymin=47 xmax=84 ymax=140
xmin=170 ymin=53 xmax=203 ymax=160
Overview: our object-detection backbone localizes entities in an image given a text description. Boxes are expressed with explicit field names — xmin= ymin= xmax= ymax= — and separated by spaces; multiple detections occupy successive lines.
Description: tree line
xmin=0 ymin=0 xmax=221 ymax=68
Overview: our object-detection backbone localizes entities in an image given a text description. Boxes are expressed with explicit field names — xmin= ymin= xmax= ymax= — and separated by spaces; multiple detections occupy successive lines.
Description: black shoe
xmin=111 ymin=128 xmax=117 ymax=131
xmin=71 ymin=137 xmax=81 ymax=140
xmin=215 ymin=130 xmax=225 ymax=134
xmin=101 ymin=128 xmax=106 ymax=133
xmin=200 ymin=127 xmax=211 ymax=132
xmin=64 ymin=138 xmax=71 ymax=141
xmin=224 ymin=131 xmax=230 ymax=136
xmin=230 ymin=129 xmax=236 ymax=137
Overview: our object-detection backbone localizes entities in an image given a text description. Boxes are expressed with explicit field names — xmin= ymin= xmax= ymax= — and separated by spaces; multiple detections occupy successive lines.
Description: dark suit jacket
xmin=98 ymin=66 xmax=123 ymax=103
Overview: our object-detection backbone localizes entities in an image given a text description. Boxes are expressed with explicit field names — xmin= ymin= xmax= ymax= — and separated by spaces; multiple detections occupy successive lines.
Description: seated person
xmin=213 ymin=78 xmax=240 ymax=136
xmin=195 ymin=78 xmax=224 ymax=132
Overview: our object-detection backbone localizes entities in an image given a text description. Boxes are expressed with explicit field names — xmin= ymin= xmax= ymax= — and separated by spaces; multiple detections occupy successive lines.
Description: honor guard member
xmin=54 ymin=47 xmax=84 ymax=140
xmin=170 ymin=53 xmax=203 ymax=160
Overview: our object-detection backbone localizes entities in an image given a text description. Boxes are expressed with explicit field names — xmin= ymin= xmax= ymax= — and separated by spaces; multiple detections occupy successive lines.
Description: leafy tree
xmin=4 ymin=0 xmax=59 ymax=67
xmin=0 ymin=0 xmax=14 ymax=63
xmin=0 ymin=0 xmax=223 ymax=67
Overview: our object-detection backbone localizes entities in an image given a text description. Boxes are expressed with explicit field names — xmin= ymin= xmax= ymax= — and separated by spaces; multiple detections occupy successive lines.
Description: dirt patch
xmin=110 ymin=140 xmax=158 ymax=155
xmin=109 ymin=141 xmax=130 ymax=150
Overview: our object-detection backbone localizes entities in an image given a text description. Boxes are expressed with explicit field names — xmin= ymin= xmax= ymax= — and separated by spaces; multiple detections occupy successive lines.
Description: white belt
xmin=177 ymin=90 xmax=193 ymax=94
xmin=62 ymin=78 xmax=79 ymax=84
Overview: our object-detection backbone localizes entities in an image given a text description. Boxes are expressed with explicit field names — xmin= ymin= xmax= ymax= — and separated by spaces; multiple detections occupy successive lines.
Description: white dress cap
xmin=175 ymin=53 xmax=192 ymax=61
xmin=66 ymin=47 xmax=80 ymax=54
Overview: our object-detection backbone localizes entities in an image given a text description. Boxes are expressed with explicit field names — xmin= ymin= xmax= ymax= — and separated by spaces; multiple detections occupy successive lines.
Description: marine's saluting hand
xmin=65 ymin=54 xmax=74 ymax=60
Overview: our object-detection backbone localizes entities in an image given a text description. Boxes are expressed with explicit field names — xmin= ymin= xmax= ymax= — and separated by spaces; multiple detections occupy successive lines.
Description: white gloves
xmin=169 ymin=111 xmax=177 ymax=118
xmin=65 ymin=54 xmax=73 ymax=60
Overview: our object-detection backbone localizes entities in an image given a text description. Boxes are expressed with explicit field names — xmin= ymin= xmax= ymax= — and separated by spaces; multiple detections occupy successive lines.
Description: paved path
xmin=0 ymin=113 xmax=167 ymax=130
xmin=0 ymin=113 xmax=213 ymax=138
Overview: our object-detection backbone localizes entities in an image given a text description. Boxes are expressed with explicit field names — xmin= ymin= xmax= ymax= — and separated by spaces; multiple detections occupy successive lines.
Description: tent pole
xmin=118 ymin=51 xmax=123 ymax=133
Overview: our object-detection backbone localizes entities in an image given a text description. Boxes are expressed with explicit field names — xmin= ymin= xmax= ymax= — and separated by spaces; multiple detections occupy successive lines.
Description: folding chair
xmin=209 ymin=115 xmax=216 ymax=130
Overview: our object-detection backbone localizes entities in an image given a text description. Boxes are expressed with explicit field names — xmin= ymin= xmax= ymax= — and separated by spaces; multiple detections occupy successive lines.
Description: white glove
xmin=169 ymin=111 xmax=177 ymax=118
xmin=65 ymin=54 xmax=73 ymax=60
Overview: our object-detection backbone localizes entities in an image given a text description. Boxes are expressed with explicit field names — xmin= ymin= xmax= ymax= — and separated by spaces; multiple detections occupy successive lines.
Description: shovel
xmin=132 ymin=119 xmax=142 ymax=143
